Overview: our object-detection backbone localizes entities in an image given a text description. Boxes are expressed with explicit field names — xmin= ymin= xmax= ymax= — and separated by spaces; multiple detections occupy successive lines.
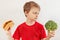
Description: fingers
xmin=48 ymin=31 xmax=55 ymax=38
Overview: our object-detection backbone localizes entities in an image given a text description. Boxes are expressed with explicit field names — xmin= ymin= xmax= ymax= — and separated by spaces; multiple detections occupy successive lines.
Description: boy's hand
xmin=6 ymin=29 xmax=13 ymax=40
xmin=6 ymin=29 xmax=11 ymax=36
xmin=48 ymin=31 xmax=55 ymax=38
xmin=47 ymin=31 xmax=55 ymax=40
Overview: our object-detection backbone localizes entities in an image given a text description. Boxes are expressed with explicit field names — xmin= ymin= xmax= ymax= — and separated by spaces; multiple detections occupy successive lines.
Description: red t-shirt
xmin=13 ymin=21 xmax=46 ymax=40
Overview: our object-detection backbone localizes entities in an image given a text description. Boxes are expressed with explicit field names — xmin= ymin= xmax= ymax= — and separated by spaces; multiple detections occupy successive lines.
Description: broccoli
xmin=45 ymin=20 xmax=58 ymax=31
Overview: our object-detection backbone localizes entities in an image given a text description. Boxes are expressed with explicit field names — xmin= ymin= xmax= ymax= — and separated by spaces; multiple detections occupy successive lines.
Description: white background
xmin=0 ymin=0 xmax=60 ymax=40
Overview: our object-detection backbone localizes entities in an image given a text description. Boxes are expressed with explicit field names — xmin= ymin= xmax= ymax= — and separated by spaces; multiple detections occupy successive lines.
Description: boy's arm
xmin=14 ymin=39 xmax=20 ymax=40
xmin=13 ymin=26 xmax=21 ymax=40
xmin=41 ymin=37 xmax=50 ymax=40
xmin=41 ymin=36 xmax=51 ymax=40
xmin=41 ymin=31 xmax=55 ymax=40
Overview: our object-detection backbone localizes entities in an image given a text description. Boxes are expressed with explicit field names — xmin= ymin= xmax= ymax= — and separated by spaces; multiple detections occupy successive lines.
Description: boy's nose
xmin=36 ymin=15 xmax=38 ymax=17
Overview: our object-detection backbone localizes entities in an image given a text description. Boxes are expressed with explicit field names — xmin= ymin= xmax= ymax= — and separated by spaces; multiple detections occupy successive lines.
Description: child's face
xmin=26 ymin=7 xmax=40 ymax=21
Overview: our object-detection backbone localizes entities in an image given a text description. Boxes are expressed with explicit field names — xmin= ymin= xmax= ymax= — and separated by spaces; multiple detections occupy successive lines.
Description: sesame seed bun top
xmin=3 ymin=20 xmax=14 ymax=31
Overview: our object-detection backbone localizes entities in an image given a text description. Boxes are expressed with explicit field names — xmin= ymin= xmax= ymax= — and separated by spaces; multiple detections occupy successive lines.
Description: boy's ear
xmin=25 ymin=11 xmax=28 ymax=16
xmin=25 ymin=11 xmax=28 ymax=14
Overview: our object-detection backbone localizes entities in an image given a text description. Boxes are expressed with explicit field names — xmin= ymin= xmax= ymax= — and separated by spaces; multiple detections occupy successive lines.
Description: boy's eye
xmin=33 ymin=12 xmax=39 ymax=14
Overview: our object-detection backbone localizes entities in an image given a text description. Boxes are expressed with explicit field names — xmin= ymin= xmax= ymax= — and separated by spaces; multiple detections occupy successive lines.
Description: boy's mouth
xmin=35 ymin=17 xmax=37 ymax=19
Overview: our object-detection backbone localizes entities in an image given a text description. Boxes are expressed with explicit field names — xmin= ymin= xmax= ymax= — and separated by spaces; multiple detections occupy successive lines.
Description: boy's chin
xmin=30 ymin=18 xmax=37 ymax=21
xmin=33 ymin=19 xmax=37 ymax=21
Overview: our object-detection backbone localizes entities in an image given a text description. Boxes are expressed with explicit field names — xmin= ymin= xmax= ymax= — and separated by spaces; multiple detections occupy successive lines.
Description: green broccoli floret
xmin=45 ymin=20 xmax=58 ymax=31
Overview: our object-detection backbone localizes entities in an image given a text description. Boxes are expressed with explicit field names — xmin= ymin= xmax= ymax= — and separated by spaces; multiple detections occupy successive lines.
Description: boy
xmin=13 ymin=1 xmax=55 ymax=40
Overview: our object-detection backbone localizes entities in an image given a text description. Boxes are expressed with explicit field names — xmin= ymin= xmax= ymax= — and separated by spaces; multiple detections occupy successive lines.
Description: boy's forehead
xmin=30 ymin=7 xmax=40 ymax=12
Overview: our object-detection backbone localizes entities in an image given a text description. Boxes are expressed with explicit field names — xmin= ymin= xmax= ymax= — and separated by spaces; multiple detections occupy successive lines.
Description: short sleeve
xmin=13 ymin=26 xmax=21 ymax=39
xmin=40 ymin=25 xmax=47 ymax=39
